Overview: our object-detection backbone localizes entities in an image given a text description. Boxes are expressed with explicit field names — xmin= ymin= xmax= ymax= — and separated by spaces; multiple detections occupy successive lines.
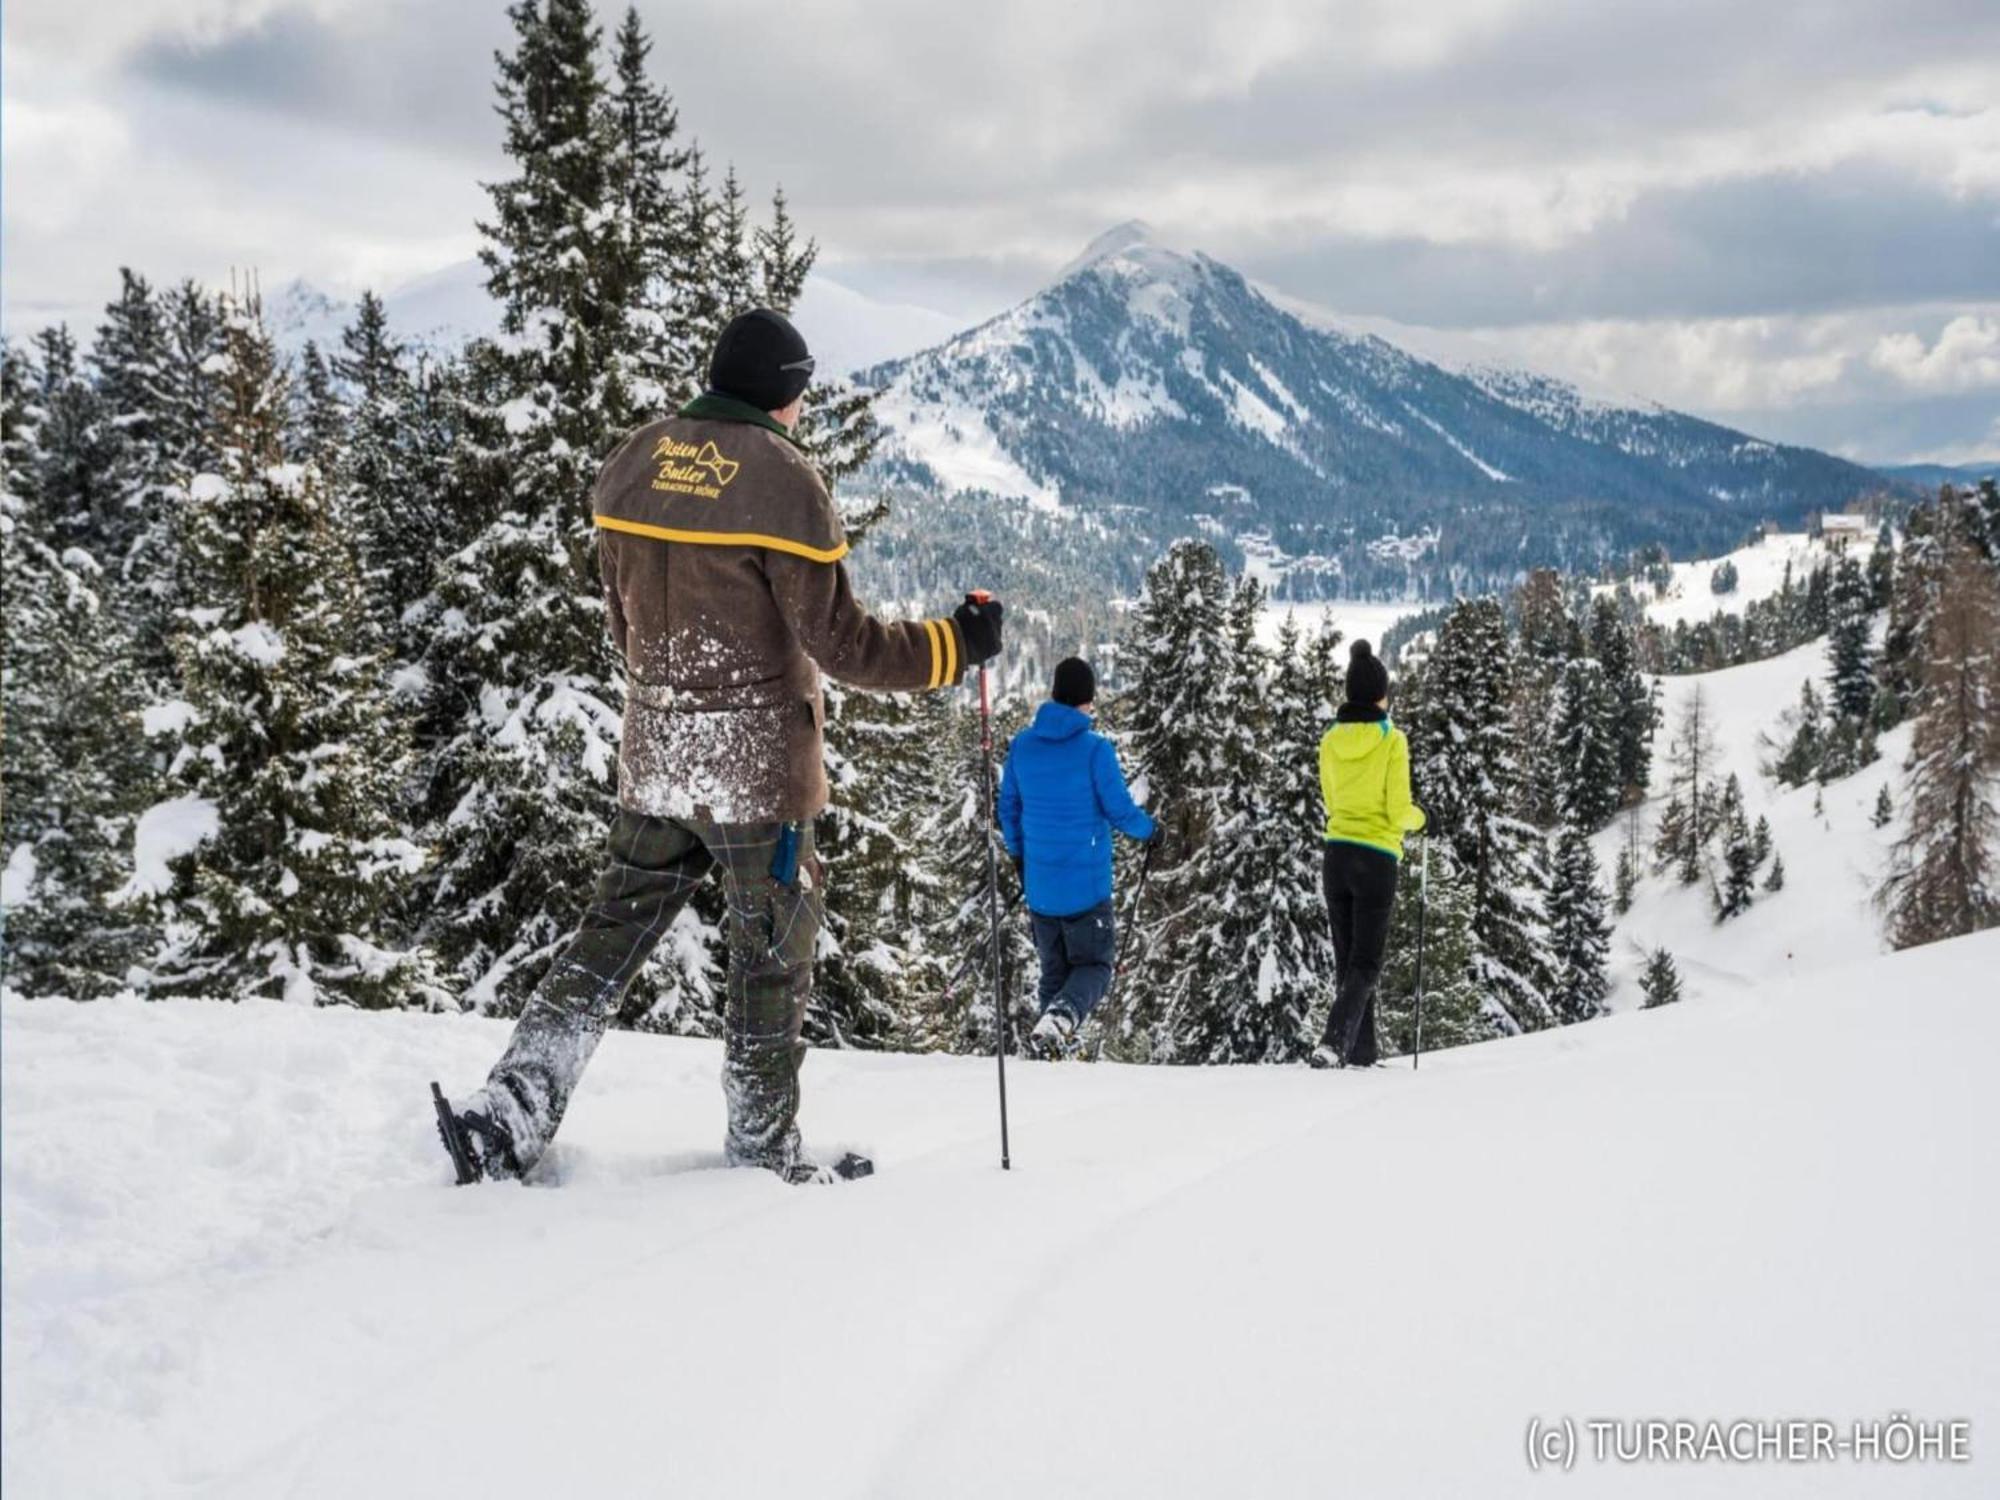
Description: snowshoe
xmin=1029 ymin=1007 xmax=1078 ymax=1059
xmin=431 ymin=1082 xmax=521 ymax=1185
xmin=1308 ymin=1044 xmax=1344 ymax=1070
xmin=776 ymin=1151 xmax=875 ymax=1186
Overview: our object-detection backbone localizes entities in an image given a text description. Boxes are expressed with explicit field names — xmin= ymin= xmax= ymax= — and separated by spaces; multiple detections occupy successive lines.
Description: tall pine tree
xmin=143 ymin=291 xmax=432 ymax=1006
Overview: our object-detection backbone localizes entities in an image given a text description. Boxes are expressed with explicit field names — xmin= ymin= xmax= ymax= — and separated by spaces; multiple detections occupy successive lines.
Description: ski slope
xmin=6 ymin=931 xmax=1997 ymax=1498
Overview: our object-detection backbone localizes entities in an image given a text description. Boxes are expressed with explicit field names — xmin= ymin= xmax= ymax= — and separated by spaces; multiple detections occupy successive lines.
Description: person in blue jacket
xmin=998 ymin=657 xmax=1160 ymax=1050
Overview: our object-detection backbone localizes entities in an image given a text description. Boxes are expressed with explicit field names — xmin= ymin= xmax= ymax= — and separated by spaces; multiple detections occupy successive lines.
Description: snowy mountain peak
xmin=860 ymin=228 xmax=1886 ymax=586
xmin=1053 ymin=218 xmax=1179 ymax=282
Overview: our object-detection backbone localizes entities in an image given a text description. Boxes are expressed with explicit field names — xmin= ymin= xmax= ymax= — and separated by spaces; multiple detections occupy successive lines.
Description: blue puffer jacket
xmin=998 ymin=702 xmax=1156 ymax=918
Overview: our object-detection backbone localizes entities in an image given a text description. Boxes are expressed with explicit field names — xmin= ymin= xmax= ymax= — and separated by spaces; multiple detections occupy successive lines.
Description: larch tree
xmin=1882 ymin=542 xmax=2000 ymax=949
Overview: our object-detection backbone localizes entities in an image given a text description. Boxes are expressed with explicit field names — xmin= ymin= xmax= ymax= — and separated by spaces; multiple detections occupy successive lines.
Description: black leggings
xmin=1321 ymin=841 xmax=1400 ymax=1064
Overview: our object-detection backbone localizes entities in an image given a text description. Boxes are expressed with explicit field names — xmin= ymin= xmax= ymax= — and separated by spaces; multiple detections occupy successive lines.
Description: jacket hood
xmin=1325 ymin=717 xmax=1393 ymax=762
xmin=1030 ymin=701 xmax=1094 ymax=741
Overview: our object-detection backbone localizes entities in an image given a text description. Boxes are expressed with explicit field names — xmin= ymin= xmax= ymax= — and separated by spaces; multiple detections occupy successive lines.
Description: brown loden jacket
xmin=594 ymin=392 xmax=967 ymax=825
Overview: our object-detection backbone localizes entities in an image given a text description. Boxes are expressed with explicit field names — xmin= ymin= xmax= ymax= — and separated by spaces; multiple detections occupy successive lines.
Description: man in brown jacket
xmin=433 ymin=308 xmax=1004 ymax=1186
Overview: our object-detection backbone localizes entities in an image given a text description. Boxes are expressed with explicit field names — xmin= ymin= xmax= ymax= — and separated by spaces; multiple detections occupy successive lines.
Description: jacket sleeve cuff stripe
xmin=922 ymin=619 xmax=943 ymax=689
xmin=940 ymin=617 xmax=958 ymax=685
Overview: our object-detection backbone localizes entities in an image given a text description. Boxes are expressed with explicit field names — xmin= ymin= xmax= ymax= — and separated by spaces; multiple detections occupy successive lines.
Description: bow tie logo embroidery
xmin=692 ymin=442 xmax=740 ymax=487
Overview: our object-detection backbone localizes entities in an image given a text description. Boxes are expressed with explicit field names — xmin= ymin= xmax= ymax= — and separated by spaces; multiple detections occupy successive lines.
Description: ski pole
xmin=1412 ymin=833 xmax=1429 ymax=1070
xmin=968 ymin=591 xmax=1011 ymax=1171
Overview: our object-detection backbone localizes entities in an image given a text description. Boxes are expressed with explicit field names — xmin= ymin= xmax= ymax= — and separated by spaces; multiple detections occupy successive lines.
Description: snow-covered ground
xmin=1604 ymin=529 xmax=1877 ymax=629
xmin=8 ymin=926 xmax=1997 ymax=1498
xmin=1599 ymin=638 xmax=1905 ymax=1005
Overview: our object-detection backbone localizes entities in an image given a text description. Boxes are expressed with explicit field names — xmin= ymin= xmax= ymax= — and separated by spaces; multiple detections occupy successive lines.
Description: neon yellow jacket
xmin=1319 ymin=714 xmax=1427 ymax=860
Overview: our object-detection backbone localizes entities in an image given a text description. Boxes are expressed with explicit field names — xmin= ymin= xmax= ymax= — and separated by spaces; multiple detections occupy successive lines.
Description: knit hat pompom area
xmin=707 ymin=307 xmax=815 ymax=412
xmin=1345 ymin=638 xmax=1390 ymax=705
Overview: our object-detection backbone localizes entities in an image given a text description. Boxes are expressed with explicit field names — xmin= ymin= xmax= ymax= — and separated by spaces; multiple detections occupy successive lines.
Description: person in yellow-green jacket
xmin=1312 ymin=640 xmax=1426 ymax=1069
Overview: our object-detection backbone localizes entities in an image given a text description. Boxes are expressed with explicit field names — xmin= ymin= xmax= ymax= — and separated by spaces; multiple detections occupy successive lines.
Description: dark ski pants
xmin=1030 ymin=899 xmax=1115 ymax=1023
xmin=1321 ymin=841 xmax=1399 ymax=1065
xmin=482 ymin=811 xmax=819 ymax=1173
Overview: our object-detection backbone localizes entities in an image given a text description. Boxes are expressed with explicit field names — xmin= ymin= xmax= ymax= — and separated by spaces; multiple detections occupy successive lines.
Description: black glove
xmin=954 ymin=594 xmax=1004 ymax=666
xmin=1144 ymin=821 xmax=1167 ymax=849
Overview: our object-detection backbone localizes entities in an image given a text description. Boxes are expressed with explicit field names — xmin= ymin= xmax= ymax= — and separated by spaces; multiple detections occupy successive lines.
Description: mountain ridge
xmin=857 ymin=223 xmax=1895 ymax=592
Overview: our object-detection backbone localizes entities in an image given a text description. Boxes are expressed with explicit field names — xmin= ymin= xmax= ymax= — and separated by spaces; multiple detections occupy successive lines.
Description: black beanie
xmin=1051 ymin=657 xmax=1096 ymax=707
xmin=1345 ymin=640 xmax=1389 ymax=705
xmin=707 ymin=308 xmax=814 ymax=412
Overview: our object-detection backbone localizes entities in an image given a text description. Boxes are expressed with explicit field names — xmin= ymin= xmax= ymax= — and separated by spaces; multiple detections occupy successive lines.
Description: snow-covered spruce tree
xmin=1871 ymin=785 xmax=1893 ymax=830
xmin=1764 ymin=852 xmax=1786 ymax=892
xmin=606 ymin=3 xmax=696 ymax=409
xmin=1751 ymin=813 xmax=1772 ymax=866
xmin=1638 ymin=948 xmax=1682 ymax=1008
xmin=1713 ymin=774 xmax=1758 ymax=922
xmin=331 ymin=293 xmax=436 ymax=652
xmin=1826 ymin=552 xmax=1875 ymax=725
xmin=90 ymin=269 xmax=178 ymax=575
xmin=1867 ymin=521 xmax=1896 ymax=610
xmin=425 ymin=0 xmax=642 ymax=1012
xmin=1544 ymin=822 xmax=1610 ymax=1023
xmin=671 ymin=146 xmax=728 ymax=394
xmin=714 ymin=165 xmax=758 ymax=316
xmin=1613 ymin=841 xmax=1640 ymax=915
xmin=117 ymin=281 xmax=229 ymax=686
xmin=1112 ymin=539 xmax=1232 ymax=1056
xmin=1587 ymin=593 xmax=1658 ymax=804
xmin=1 ymin=354 xmax=158 ymax=996
xmin=1550 ymin=655 xmax=1620 ymax=834
xmin=23 ymin=325 xmax=112 ymax=557
xmin=1881 ymin=540 xmax=2000 ymax=949
xmin=756 ymin=187 xmax=813 ymax=310
xmin=141 ymin=291 xmax=433 ymax=1006
xmin=1250 ymin=616 xmax=1343 ymax=1056
xmin=1767 ymin=678 xmax=1828 ymax=787
xmin=289 ymin=340 xmax=345 ymax=484
xmin=1163 ymin=585 xmax=1326 ymax=1064
xmin=1512 ymin=568 xmax=1579 ymax=828
xmin=1411 ymin=597 xmax=1554 ymax=1033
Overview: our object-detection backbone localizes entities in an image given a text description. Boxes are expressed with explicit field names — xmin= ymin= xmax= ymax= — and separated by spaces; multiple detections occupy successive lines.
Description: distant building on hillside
xmin=1817 ymin=511 xmax=1871 ymax=546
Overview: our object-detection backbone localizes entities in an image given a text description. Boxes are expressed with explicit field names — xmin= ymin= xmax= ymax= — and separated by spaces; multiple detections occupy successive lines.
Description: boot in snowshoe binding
xmin=431 ymin=1082 xmax=521 ymax=1185
xmin=775 ymin=1151 xmax=875 ymax=1185
xmin=1029 ymin=1006 xmax=1079 ymax=1059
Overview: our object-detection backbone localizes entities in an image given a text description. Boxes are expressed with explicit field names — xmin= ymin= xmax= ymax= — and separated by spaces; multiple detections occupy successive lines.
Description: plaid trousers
xmin=482 ymin=811 xmax=820 ymax=1172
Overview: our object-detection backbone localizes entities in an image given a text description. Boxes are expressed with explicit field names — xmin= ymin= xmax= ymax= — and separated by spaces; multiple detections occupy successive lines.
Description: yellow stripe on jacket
xmin=921 ymin=619 xmax=943 ymax=689
xmin=1319 ymin=718 xmax=1427 ymax=859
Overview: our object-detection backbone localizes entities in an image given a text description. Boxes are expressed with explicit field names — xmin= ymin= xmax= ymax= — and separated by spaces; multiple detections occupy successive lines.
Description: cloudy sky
xmin=5 ymin=0 xmax=1997 ymax=463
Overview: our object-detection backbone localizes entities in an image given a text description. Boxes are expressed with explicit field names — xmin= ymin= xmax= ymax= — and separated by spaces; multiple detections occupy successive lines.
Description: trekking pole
xmin=1108 ymin=838 xmax=1157 ymax=1004
xmin=1412 ymin=833 xmax=1430 ymax=1071
xmin=968 ymin=591 xmax=1011 ymax=1170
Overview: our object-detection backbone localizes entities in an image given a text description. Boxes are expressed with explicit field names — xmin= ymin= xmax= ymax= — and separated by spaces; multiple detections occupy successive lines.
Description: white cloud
xmin=1869 ymin=315 xmax=2000 ymax=392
